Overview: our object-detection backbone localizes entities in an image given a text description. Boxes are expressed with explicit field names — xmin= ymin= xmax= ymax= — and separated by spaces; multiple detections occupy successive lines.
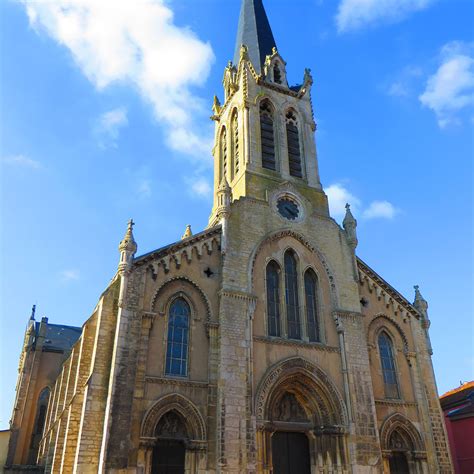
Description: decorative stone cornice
xmin=375 ymin=399 xmax=418 ymax=408
xmin=358 ymin=258 xmax=420 ymax=319
xmin=219 ymin=289 xmax=258 ymax=302
xmin=145 ymin=376 xmax=210 ymax=389
xmin=253 ymin=335 xmax=340 ymax=353
xmin=133 ymin=226 xmax=221 ymax=277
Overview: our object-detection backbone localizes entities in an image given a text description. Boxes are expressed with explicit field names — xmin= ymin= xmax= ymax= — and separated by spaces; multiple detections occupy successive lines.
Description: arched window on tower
xmin=231 ymin=111 xmax=239 ymax=177
xmin=220 ymin=127 xmax=228 ymax=181
xmin=378 ymin=331 xmax=400 ymax=399
xmin=286 ymin=110 xmax=302 ymax=178
xmin=260 ymin=100 xmax=276 ymax=171
xmin=266 ymin=261 xmax=281 ymax=337
xmin=28 ymin=387 xmax=50 ymax=463
xmin=304 ymin=269 xmax=320 ymax=342
xmin=165 ymin=298 xmax=190 ymax=377
xmin=273 ymin=61 xmax=282 ymax=84
xmin=284 ymin=250 xmax=301 ymax=339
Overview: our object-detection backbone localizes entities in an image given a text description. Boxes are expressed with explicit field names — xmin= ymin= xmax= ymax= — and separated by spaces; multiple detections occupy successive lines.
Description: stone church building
xmin=5 ymin=0 xmax=453 ymax=472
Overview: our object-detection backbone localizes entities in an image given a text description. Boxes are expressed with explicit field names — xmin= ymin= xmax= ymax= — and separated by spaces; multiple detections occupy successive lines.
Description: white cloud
xmin=21 ymin=0 xmax=215 ymax=161
xmin=336 ymin=0 xmax=436 ymax=33
xmin=186 ymin=176 xmax=212 ymax=199
xmin=3 ymin=154 xmax=41 ymax=169
xmin=387 ymin=66 xmax=423 ymax=97
xmin=60 ymin=269 xmax=80 ymax=281
xmin=137 ymin=179 xmax=152 ymax=199
xmin=362 ymin=200 xmax=399 ymax=219
xmin=325 ymin=183 xmax=361 ymax=217
xmin=96 ymin=107 xmax=128 ymax=148
xmin=419 ymin=41 xmax=474 ymax=128
xmin=326 ymin=183 xmax=399 ymax=221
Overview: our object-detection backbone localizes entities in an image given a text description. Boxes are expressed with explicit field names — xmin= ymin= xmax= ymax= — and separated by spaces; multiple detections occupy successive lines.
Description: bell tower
xmin=209 ymin=0 xmax=329 ymax=226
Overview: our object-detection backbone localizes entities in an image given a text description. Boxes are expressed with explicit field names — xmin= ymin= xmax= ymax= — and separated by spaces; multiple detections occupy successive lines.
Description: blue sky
xmin=0 ymin=0 xmax=473 ymax=429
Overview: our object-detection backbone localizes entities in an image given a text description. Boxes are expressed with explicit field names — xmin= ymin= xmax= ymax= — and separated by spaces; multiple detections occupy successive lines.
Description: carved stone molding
xmin=367 ymin=314 xmax=409 ymax=352
xmin=255 ymin=356 xmax=348 ymax=428
xmin=379 ymin=412 xmax=425 ymax=453
xmin=375 ymin=399 xmax=418 ymax=408
xmin=145 ymin=376 xmax=209 ymax=389
xmin=141 ymin=393 xmax=206 ymax=441
xmin=253 ymin=335 xmax=339 ymax=353
xmin=219 ymin=289 xmax=258 ymax=302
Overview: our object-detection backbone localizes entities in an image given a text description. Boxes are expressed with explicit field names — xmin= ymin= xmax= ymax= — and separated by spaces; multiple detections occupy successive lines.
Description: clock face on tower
xmin=277 ymin=198 xmax=300 ymax=221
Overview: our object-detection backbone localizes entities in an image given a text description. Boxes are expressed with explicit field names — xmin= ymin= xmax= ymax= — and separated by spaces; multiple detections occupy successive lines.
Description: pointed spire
xmin=413 ymin=285 xmax=428 ymax=318
xmin=343 ymin=203 xmax=358 ymax=249
xmin=234 ymin=0 xmax=277 ymax=73
xmin=182 ymin=224 xmax=193 ymax=240
xmin=118 ymin=219 xmax=137 ymax=272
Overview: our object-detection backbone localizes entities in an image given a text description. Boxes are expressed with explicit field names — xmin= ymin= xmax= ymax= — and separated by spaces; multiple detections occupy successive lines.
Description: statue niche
xmin=272 ymin=392 xmax=309 ymax=423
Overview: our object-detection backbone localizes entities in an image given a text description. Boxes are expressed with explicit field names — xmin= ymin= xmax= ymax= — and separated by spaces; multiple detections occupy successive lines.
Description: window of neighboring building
xmin=304 ymin=269 xmax=320 ymax=342
xmin=378 ymin=331 xmax=400 ymax=398
xmin=286 ymin=110 xmax=302 ymax=178
xmin=284 ymin=250 xmax=301 ymax=339
xmin=165 ymin=298 xmax=190 ymax=377
xmin=266 ymin=261 xmax=281 ymax=337
xmin=260 ymin=100 xmax=276 ymax=170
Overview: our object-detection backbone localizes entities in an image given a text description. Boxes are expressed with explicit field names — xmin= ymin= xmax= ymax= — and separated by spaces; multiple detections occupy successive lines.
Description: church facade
xmin=5 ymin=0 xmax=453 ymax=473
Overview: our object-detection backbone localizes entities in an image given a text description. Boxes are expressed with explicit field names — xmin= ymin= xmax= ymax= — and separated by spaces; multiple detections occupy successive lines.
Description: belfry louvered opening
xmin=286 ymin=110 xmax=302 ymax=178
xmin=260 ymin=100 xmax=276 ymax=170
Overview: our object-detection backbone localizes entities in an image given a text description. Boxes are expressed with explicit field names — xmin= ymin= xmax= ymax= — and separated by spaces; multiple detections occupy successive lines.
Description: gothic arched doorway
xmin=389 ymin=451 xmax=410 ymax=474
xmin=255 ymin=358 xmax=349 ymax=473
xmin=152 ymin=411 xmax=187 ymax=474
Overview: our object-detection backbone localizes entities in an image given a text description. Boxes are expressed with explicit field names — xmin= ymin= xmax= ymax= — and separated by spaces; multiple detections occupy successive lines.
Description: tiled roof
xmin=440 ymin=381 xmax=474 ymax=399
xmin=36 ymin=322 xmax=82 ymax=353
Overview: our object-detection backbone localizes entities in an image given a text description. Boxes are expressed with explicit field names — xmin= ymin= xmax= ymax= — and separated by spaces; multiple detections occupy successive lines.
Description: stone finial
xmin=413 ymin=285 xmax=428 ymax=319
xmin=118 ymin=219 xmax=137 ymax=272
xmin=343 ymin=203 xmax=358 ymax=250
xmin=30 ymin=304 xmax=36 ymax=321
xmin=182 ymin=224 xmax=193 ymax=240
xmin=240 ymin=44 xmax=249 ymax=61
xmin=212 ymin=95 xmax=221 ymax=115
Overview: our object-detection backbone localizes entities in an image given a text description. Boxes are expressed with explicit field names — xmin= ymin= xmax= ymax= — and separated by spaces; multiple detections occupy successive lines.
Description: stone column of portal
xmin=333 ymin=311 xmax=383 ymax=473
xmin=216 ymin=290 xmax=257 ymax=473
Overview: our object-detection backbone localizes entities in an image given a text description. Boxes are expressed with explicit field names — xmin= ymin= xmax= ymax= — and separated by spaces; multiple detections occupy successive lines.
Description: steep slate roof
xmin=35 ymin=322 xmax=82 ymax=353
xmin=234 ymin=0 xmax=277 ymax=74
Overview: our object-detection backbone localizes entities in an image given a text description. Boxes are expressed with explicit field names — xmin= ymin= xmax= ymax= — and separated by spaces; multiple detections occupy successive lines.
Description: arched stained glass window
xmin=165 ymin=298 xmax=190 ymax=377
xmin=266 ymin=261 xmax=281 ymax=337
xmin=284 ymin=250 xmax=301 ymax=339
xmin=304 ymin=269 xmax=320 ymax=342
xmin=260 ymin=100 xmax=276 ymax=170
xmin=286 ymin=110 xmax=302 ymax=178
xmin=28 ymin=387 xmax=50 ymax=463
xmin=378 ymin=332 xmax=400 ymax=399
xmin=231 ymin=111 xmax=239 ymax=176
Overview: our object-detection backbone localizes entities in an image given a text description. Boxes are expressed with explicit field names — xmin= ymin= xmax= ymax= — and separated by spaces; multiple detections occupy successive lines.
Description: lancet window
xmin=220 ymin=127 xmax=228 ymax=181
xmin=378 ymin=331 xmax=400 ymax=399
xmin=286 ymin=110 xmax=302 ymax=178
xmin=165 ymin=298 xmax=190 ymax=377
xmin=231 ymin=111 xmax=239 ymax=177
xmin=284 ymin=250 xmax=301 ymax=339
xmin=273 ymin=62 xmax=282 ymax=84
xmin=266 ymin=261 xmax=281 ymax=337
xmin=260 ymin=100 xmax=276 ymax=170
xmin=304 ymin=269 xmax=320 ymax=342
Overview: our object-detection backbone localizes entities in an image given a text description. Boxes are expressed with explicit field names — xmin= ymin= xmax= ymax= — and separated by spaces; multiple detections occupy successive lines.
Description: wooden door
xmin=389 ymin=452 xmax=410 ymax=474
xmin=272 ymin=432 xmax=311 ymax=474
xmin=152 ymin=440 xmax=185 ymax=474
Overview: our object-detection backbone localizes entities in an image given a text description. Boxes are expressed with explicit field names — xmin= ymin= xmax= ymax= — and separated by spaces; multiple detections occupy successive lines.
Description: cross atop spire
xmin=234 ymin=0 xmax=277 ymax=74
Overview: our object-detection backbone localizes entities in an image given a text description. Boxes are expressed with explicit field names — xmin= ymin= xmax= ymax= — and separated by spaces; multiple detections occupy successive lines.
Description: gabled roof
xmin=234 ymin=0 xmax=277 ymax=74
